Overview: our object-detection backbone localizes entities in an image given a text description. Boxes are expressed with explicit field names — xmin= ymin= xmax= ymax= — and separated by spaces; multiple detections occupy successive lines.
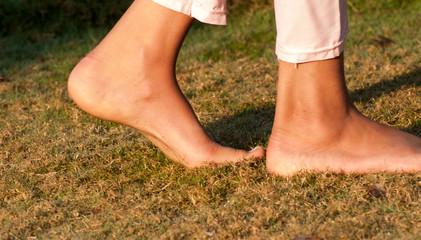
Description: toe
xmin=247 ymin=146 xmax=266 ymax=159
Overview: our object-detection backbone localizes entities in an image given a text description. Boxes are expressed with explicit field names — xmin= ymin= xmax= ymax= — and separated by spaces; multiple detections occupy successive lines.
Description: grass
xmin=1 ymin=0 xmax=421 ymax=239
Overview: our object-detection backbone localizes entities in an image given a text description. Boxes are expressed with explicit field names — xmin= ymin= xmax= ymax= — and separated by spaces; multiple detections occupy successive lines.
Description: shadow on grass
xmin=350 ymin=68 xmax=421 ymax=103
xmin=206 ymin=105 xmax=275 ymax=149
xmin=206 ymin=68 xmax=421 ymax=149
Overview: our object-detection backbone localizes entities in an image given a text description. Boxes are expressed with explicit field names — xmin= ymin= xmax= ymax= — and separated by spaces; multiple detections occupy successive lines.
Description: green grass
xmin=1 ymin=0 xmax=421 ymax=239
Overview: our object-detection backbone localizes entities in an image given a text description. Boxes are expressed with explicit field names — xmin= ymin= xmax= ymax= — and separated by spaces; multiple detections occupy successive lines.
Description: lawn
xmin=1 ymin=0 xmax=420 ymax=239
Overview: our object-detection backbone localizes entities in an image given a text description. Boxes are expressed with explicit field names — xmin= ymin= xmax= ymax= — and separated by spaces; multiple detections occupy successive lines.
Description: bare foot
xmin=267 ymin=110 xmax=421 ymax=175
xmin=266 ymin=56 xmax=421 ymax=176
xmin=68 ymin=0 xmax=264 ymax=167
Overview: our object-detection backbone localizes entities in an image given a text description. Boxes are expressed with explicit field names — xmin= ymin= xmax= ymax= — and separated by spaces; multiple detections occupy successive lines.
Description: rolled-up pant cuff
xmin=152 ymin=0 xmax=349 ymax=63
xmin=152 ymin=0 xmax=227 ymax=25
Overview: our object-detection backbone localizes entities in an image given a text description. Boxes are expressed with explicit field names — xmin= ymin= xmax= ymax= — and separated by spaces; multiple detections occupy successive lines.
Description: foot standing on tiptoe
xmin=67 ymin=0 xmax=265 ymax=167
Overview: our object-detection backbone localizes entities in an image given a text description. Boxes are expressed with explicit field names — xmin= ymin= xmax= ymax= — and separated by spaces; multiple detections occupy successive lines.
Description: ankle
xmin=276 ymin=102 xmax=356 ymax=134
xmin=273 ymin=55 xmax=358 ymax=140
xmin=68 ymin=43 xmax=171 ymax=96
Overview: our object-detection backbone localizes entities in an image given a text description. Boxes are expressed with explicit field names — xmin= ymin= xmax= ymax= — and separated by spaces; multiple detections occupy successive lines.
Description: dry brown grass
xmin=1 ymin=1 xmax=421 ymax=239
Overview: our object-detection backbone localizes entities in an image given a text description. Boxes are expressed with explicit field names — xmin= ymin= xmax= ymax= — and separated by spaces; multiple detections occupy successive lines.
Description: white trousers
xmin=152 ymin=0 xmax=348 ymax=63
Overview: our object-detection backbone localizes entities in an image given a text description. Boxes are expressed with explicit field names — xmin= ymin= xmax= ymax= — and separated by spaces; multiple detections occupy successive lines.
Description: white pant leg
xmin=152 ymin=0 xmax=227 ymax=25
xmin=275 ymin=0 xmax=348 ymax=63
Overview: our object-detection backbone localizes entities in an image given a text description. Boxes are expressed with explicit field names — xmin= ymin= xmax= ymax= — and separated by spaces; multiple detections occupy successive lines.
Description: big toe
xmin=246 ymin=146 xmax=266 ymax=159
xmin=211 ymin=145 xmax=265 ymax=165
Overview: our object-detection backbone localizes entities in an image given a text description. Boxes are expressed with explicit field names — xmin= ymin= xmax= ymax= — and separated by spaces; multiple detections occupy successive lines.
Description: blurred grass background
xmin=1 ymin=0 xmax=417 ymax=36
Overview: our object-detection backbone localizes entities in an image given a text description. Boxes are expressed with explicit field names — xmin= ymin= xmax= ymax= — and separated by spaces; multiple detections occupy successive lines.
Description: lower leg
xmin=267 ymin=55 xmax=421 ymax=175
xmin=68 ymin=0 xmax=264 ymax=167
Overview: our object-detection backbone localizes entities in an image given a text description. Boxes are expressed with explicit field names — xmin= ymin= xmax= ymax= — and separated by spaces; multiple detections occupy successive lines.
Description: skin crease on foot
xmin=67 ymin=0 xmax=265 ymax=168
xmin=266 ymin=55 xmax=421 ymax=176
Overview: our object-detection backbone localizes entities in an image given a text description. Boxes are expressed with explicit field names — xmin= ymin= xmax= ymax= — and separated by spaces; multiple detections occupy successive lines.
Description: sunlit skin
xmin=67 ymin=0 xmax=265 ymax=167
xmin=266 ymin=56 xmax=421 ymax=175
xmin=68 ymin=0 xmax=421 ymax=174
